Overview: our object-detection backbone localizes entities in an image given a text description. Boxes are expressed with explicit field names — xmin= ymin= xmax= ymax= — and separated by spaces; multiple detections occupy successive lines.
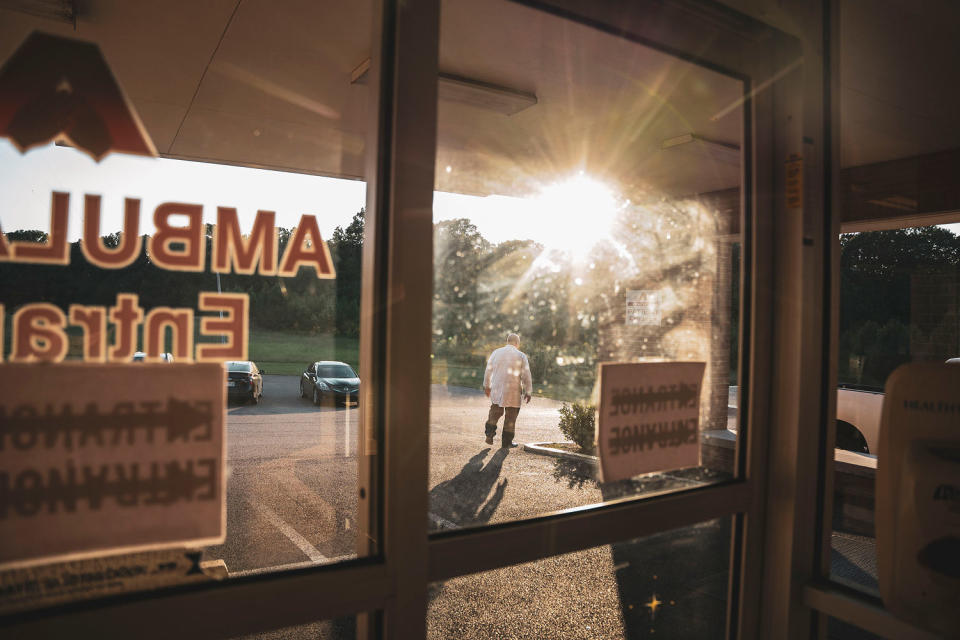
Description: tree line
xmin=0 ymin=209 xmax=365 ymax=337
xmin=839 ymin=225 xmax=960 ymax=385
xmin=3 ymin=210 xmax=957 ymax=390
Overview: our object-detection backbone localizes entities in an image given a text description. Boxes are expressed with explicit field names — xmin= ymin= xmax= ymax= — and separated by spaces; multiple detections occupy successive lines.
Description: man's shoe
xmin=501 ymin=442 xmax=519 ymax=449
xmin=485 ymin=435 xmax=494 ymax=445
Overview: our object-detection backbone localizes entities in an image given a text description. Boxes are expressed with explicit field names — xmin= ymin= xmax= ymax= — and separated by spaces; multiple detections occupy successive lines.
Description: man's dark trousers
xmin=485 ymin=403 xmax=520 ymax=446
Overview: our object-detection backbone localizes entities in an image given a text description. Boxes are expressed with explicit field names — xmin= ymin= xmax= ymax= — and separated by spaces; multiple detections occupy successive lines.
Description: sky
xmin=0 ymin=141 xmax=366 ymax=241
xmin=0 ymin=140 xmax=538 ymax=247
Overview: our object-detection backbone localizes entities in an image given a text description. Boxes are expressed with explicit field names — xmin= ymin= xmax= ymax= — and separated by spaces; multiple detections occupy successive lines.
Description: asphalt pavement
xmin=207 ymin=376 xmax=732 ymax=639
xmin=204 ymin=377 xmax=879 ymax=639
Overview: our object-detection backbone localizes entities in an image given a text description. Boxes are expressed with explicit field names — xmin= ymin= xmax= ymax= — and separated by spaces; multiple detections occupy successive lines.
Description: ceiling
xmin=839 ymin=0 xmax=960 ymax=169
xmin=2 ymin=0 xmax=956 ymax=201
xmin=0 ymin=0 xmax=744 ymax=202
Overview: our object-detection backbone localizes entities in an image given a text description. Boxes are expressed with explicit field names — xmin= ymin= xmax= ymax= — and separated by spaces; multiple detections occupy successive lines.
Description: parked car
xmin=132 ymin=351 xmax=175 ymax=362
xmin=226 ymin=360 xmax=264 ymax=404
xmin=299 ymin=361 xmax=359 ymax=406
xmin=836 ymin=357 xmax=959 ymax=455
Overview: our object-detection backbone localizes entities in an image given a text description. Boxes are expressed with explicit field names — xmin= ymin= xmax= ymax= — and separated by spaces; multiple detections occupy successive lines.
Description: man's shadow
xmin=428 ymin=448 xmax=510 ymax=530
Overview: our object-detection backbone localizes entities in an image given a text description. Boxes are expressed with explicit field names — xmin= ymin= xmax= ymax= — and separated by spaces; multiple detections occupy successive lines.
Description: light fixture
xmin=0 ymin=0 xmax=77 ymax=25
xmin=660 ymin=132 xmax=740 ymax=165
xmin=351 ymin=59 xmax=537 ymax=116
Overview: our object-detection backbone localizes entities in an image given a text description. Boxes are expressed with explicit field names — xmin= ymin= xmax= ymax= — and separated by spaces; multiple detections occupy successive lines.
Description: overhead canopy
xmin=0 ymin=0 xmax=745 ymax=201
xmin=2 ymin=0 xmax=958 ymax=206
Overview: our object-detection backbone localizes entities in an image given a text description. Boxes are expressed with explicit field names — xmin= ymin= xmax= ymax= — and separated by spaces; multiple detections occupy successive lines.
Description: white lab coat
xmin=483 ymin=344 xmax=533 ymax=408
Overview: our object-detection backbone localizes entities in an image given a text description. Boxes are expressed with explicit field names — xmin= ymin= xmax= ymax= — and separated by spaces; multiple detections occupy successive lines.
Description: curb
xmin=522 ymin=442 xmax=598 ymax=466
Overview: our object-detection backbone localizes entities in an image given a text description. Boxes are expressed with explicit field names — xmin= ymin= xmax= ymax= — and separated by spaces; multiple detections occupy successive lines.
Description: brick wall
xmin=910 ymin=267 xmax=960 ymax=361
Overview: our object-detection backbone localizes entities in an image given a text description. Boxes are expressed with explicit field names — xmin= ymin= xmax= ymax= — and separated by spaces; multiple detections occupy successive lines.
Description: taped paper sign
xmin=785 ymin=153 xmax=803 ymax=209
xmin=626 ymin=290 xmax=661 ymax=326
xmin=0 ymin=363 xmax=226 ymax=569
xmin=0 ymin=548 xmax=221 ymax=614
xmin=597 ymin=361 xmax=705 ymax=482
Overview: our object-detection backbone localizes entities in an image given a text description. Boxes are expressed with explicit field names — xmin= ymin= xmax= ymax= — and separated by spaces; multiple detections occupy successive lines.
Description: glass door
xmin=422 ymin=1 xmax=803 ymax=639
xmin=0 ymin=1 xmax=804 ymax=638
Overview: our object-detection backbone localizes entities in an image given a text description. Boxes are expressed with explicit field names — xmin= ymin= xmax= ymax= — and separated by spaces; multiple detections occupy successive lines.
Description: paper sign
xmin=0 ymin=363 xmax=225 ymax=569
xmin=597 ymin=361 xmax=705 ymax=482
xmin=785 ymin=153 xmax=803 ymax=209
xmin=0 ymin=548 xmax=219 ymax=614
xmin=626 ymin=290 xmax=661 ymax=326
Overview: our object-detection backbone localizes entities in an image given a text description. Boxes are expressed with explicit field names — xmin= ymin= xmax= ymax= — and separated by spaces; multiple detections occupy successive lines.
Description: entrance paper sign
xmin=626 ymin=290 xmax=661 ymax=326
xmin=597 ymin=361 xmax=705 ymax=483
xmin=0 ymin=363 xmax=225 ymax=569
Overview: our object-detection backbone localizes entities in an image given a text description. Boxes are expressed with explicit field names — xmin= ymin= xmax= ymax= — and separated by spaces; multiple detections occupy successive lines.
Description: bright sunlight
xmin=532 ymin=174 xmax=622 ymax=259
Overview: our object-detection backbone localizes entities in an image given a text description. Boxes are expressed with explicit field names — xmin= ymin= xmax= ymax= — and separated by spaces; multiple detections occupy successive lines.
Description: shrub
xmin=558 ymin=402 xmax=596 ymax=452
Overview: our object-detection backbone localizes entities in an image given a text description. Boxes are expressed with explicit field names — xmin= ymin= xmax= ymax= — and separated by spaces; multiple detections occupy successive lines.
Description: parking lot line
xmin=248 ymin=499 xmax=328 ymax=562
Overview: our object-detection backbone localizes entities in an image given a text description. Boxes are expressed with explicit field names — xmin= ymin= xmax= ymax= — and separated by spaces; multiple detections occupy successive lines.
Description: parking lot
xmin=205 ymin=375 xmax=731 ymax=639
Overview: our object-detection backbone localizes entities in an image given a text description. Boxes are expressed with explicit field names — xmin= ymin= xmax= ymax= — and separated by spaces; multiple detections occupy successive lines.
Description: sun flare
xmin=532 ymin=174 xmax=621 ymax=259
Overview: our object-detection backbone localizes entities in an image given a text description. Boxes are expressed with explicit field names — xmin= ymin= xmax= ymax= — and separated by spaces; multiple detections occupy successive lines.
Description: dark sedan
xmin=226 ymin=360 xmax=264 ymax=404
xmin=299 ymin=361 xmax=359 ymax=406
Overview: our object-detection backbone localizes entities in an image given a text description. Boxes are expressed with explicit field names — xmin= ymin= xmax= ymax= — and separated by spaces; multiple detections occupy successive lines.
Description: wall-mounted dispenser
xmin=877 ymin=362 xmax=960 ymax=637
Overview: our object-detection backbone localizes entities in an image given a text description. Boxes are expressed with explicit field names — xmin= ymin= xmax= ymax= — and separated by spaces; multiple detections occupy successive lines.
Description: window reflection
xmin=0 ymin=0 xmax=373 ymax=611
xmin=429 ymin=0 xmax=743 ymax=531
xmin=831 ymin=223 xmax=960 ymax=595
xmin=428 ymin=518 xmax=731 ymax=640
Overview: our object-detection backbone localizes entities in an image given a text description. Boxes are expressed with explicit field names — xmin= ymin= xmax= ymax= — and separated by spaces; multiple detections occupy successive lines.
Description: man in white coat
xmin=483 ymin=333 xmax=533 ymax=448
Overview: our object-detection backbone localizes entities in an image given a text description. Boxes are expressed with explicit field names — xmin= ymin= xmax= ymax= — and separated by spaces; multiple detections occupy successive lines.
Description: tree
xmin=433 ymin=219 xmax=490 ymax=355
xmin=839 ymin=226 xmax=960 ymax=384
xmin=331 ymin=208 xmax=364 ymax=337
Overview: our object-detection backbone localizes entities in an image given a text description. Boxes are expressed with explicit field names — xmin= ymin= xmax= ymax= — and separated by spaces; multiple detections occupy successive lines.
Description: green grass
xmin=248 ymin=328 xmax=360 ymax=376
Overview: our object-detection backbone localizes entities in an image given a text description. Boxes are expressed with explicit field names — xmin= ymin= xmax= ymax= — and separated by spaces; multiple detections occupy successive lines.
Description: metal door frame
xmin=0 ymin=2 xmax=812 ymax=638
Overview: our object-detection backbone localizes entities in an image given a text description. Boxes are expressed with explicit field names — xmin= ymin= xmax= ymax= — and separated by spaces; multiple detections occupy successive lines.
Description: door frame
xmin=0 ymin=1 xmax=813 ymax=638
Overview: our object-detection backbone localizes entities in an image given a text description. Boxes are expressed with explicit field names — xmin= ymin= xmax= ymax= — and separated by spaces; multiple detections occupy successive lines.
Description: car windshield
xmin=316 ymin=364 xmax=356 ymax=378
xmin=228 ymin=362 xmax=252 ymax=372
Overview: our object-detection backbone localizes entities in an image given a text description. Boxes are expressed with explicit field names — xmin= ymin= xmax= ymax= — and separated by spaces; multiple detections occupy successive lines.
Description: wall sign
xmin=626 ymin=290 xmax=661 ymax=326
xmin=597 ymin=361 xmax=705 ymax=482
xmin=0 ymin=363 xmax=226 ymax=569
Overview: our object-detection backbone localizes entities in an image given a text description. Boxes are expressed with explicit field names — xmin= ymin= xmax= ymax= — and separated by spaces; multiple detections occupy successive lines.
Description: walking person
xmin=483 ymin=333 xmax=533 ymax=448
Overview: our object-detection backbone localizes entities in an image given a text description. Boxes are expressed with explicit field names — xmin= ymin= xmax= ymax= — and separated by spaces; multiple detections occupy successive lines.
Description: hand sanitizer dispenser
xmin=877 ymin=362 xmax=960 ymax=637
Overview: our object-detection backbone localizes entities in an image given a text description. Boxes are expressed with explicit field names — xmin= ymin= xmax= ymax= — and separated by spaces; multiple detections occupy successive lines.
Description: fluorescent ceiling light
xmin=661 ymin=133 xmax=740 ymax=165
xmin=0 ymin=0 xmax=76 ymax=24
xmin=864 ymin=196 xmax=918 ymax=212
xmin=351 ymin=59 xmax=537 ymax=116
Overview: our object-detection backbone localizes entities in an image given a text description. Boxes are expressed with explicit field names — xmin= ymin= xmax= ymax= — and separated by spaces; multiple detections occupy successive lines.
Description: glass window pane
xmin=831 ymin=221 xmax=960 ymax=597
xmin=428 ymin=518 xmax=731 ymax=639
xmin=0 ymin=0 xmax=374 ymax=612
xmin=430 ymin=0 xmax=743 ymax=531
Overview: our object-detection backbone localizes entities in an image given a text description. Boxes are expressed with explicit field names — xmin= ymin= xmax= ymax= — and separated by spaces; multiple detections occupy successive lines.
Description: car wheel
xmin=313 ymin=388 xmax=320 ymax=406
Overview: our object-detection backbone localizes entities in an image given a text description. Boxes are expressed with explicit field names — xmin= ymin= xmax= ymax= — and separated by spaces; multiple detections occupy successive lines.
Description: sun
xmin=531 ymin=174 xmax=621 ymax=259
